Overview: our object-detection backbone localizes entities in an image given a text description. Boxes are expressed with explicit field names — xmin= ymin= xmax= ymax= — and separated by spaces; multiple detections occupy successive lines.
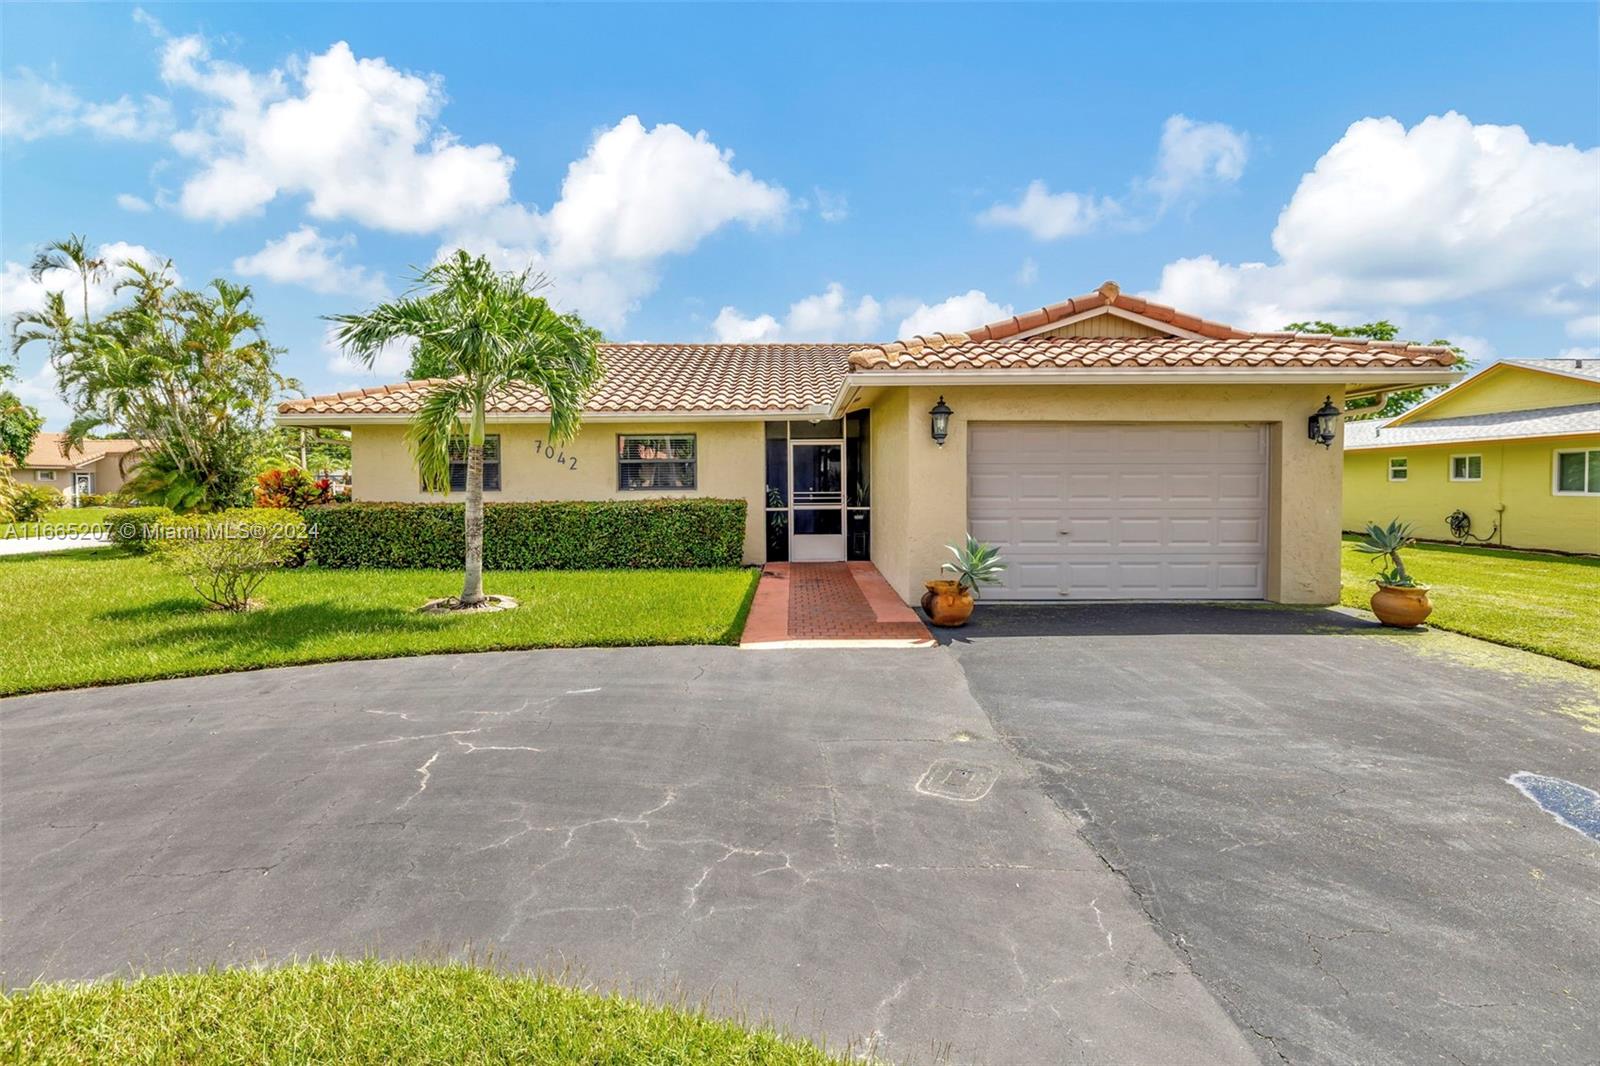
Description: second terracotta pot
xmin=922 ymin=579 xmax=975 ymax=627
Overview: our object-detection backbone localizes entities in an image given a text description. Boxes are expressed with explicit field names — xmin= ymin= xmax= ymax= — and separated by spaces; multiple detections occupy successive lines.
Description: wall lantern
xmin=1308 ymin=395 xmax=1340 ymax=448
xmin=929 ymin=396 xmax=953 ymax=447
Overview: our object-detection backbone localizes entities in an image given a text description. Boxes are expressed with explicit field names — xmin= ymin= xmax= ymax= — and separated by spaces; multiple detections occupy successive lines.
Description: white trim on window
xmin=1552 ymin=448 xmax=1600 ymax=497
xmin=35 ymin=470 xmax=56 ymax=482
xmin=1449 ymin=453 xmax=1482 ymax=482
xmin=1387 ymin=457 xmax=1408 ymax=482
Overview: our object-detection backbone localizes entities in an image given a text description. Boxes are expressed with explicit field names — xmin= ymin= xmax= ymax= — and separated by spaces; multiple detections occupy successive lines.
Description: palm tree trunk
xmin=460 ymin=404 xmax=487 ymax=605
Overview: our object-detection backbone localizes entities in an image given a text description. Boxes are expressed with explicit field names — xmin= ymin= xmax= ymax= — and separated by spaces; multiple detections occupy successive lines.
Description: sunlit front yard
xmin=0 ymin=547 xmax=758 ymax=696
xmin=1340 ymin=537 xmax=1600 ymax=668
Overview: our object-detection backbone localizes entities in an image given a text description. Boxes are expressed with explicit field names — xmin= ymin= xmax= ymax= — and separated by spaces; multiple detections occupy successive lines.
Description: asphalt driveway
xmin=4 ymin=606 xmax=1597 ymax=1064
xmin=1 ymin=646 xmax=1250 ymax=1065
xmin=944 ymin=603 xmax=1600 ymax=1065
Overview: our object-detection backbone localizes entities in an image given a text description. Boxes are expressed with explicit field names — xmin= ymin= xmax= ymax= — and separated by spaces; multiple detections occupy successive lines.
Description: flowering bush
xmin=255 ymin=467 xmax=333 ymax=510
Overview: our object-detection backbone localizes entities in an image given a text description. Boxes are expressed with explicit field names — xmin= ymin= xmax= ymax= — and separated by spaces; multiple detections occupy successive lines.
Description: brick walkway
xmin=740 ymin=562 xmax=934 ymax=649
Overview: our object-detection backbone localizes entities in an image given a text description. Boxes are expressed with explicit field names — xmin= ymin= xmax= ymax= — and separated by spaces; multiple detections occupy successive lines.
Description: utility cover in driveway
xmin=916 ymin=759 xmax=999 ymax=801
xmin=969 ymin=422 xmax=1269 ymax=599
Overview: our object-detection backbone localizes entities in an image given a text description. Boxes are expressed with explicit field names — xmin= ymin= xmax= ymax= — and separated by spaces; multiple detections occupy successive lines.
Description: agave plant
xmin=1355 ymin=518 xmax=1420 ymax=587
xmin=941 ymin=534 xmax=1006 ymax=596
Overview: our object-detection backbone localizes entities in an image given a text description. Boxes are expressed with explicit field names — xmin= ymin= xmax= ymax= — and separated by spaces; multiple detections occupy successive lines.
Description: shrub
xmin=74 ymin=492 xmax=108 ymax=507
xmin=255 ymin=467 xmax=334 ymax=510
xmin=152 ymin=512 xmax=307 ymax=611
xmin=106 ymin=507 xmax=177 ymax=553
xmin=8 ymin=483 xmax=64 ymax=522
xmin=307 ymin=498 xmax=747 ymax=570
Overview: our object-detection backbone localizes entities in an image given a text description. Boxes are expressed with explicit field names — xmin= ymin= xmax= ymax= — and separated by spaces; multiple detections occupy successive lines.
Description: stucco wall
xmin=1344 ymin=438 xmax=1600 ymax=554
xmin=349 ymin=420 xmax=767 ymax=564
xmin=864 ymin=383 xmax=1346 ymax=605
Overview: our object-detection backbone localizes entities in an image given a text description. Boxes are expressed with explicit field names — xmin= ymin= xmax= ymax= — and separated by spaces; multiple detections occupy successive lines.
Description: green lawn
xmin=1341 ymin=538 xmax=1600 ymax=668
xmin=0 ymin=548 xmax=759 ymax=696
xmin=2 ymin=506 xmax=119 ymax=537
xmin=0 ymin=959 xmax=845 ymax=1065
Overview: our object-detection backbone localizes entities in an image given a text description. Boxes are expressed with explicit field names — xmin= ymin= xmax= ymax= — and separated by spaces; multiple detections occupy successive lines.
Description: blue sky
xmin=3 ymin=2 xmax=1598 ymax=426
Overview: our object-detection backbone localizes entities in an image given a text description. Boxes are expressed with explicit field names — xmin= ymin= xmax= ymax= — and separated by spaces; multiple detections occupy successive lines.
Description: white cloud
xmin=1559 ymin=346 xmax=1600 ymax=361
xmin=1446 ymin=334 xmax=1496 ymax=366
xmin=233 ymin=226 xmax=388 ymax=299
xmin=447 ymin=115 xmax=791 ymax=330
xmin=0 ymin=68 xmax=172 ymax=142
xmin=115 ymin=193 xmax=153 ymax=212
xmin=979 ymin=180 xmax=1116 ymax=241
xmin=813 ymin=188 xmax=849 ymax=223
xmin=980 ymin=114 xmax=1247 ymax=240
xmin=712 ymin=283 xmax=881 ymax=343
xmin=896 ymin=290 xmax=1013 ymax=338
xmin=1148 ymin=113 xmax=1600 ymax=331
xmin=1143 ymin=114 xmax=1249 ymax=208
xmin=1016 ymin=257 xmax=1038 ymax=286
xmin=1566 ymin=314 xmax=1600 ymax=340
xmin=9 ymin=362 xmax=72 ymax=429
xmin=320 ymin=324 xmax=413 ymax=379
xmin=159 ymin=33 xmax=513 ymax=232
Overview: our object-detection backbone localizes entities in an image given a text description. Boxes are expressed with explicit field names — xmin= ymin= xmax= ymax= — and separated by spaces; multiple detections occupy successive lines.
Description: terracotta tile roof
xmin=847 ymin=281 xmax=1458 ymax=372
xmin=21 ymin=432 xmax=142 ymax=469
xmin=845 ymin=333 xmax=1460 ymax=372
xmin=279 ymin=343 xmax=857 ymax=417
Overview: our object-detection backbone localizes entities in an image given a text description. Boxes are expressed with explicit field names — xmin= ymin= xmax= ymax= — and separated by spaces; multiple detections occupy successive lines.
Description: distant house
xmin=1344 ymin=359 xmax=1600 ymax=555
xmin=16 ymin=433 xmax=143 ymax=504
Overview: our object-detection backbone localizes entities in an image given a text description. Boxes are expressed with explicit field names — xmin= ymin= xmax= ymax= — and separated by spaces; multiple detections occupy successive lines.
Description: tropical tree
xmin=1284 ymin=319 xmax=1469 ymax=418
xmin=12 ymin=249 xmax=293 ymax=511
xmin=0 ymin=362 xmax=44 ymax=466
xmin=327 ymin=251 xmax=602 ymax=607
xmin=30 ymin=233 xmax=107 ymax=323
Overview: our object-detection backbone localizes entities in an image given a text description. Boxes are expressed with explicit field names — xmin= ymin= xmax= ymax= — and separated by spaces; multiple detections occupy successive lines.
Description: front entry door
xmin=790 ymin=441 xmax=845 ymax=562
xmin=72 ymin=472 xmax=92 ymax=503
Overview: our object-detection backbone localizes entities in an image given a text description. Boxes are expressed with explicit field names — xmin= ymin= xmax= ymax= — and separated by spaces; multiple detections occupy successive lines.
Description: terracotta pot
xmin=922 ymin=579 xmax=975 ymax=627
xmin=1370 ymin=584 xmax=1433 ymax=628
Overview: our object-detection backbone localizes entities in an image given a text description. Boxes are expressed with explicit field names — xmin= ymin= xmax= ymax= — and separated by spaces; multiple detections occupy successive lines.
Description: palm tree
xmin=327 ymin=251 xmax=602 ymax=607
xmin=30 ymin=233 xmax=107 ymax=323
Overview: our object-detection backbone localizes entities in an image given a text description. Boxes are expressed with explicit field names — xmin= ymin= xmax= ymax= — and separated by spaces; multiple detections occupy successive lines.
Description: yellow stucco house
xmin=1343 ymin=359 xmax=1600 ymax=555
xmin=278 ymin=282 xmax=1456 ymax=605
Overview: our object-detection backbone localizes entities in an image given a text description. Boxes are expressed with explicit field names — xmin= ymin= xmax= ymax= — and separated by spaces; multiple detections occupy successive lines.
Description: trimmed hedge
xmin=306 ymin=498 xmax=748 ymax=570
xmin=106 ymin=507 xmax=176 ymax=552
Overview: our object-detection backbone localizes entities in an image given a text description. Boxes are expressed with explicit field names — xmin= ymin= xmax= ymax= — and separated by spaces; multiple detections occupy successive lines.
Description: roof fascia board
xmin=277 ymin=408 xmax=829 ymax=427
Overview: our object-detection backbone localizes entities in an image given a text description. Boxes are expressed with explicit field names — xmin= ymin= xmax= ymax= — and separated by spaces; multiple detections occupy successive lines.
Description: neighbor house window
xmin=1450 ymin=454 xmax=1482 ymax=482
xmin=618 ymin=434 xmax=696 ymax=490
xmin=1387 ymin=457 xmax=1408 ymax=482
xmin=1553 ymin=448 xmax=1600 ymax=496
xmin=425 ymin=435 xmax=500 ymax=492
xmin=35 ymin=470 xmax=56 ymax=482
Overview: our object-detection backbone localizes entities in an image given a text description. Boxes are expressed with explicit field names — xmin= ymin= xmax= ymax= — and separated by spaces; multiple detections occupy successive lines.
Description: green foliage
xmin=0 ymin=555 xmax=759 ymax=695
xmin=1284 ymin=319 xmax=1470 ymax=418
xmin=11 ymin=237 xmax=295 ymax=513
xmin=307 ymin=499 xmax=747 ymax=570
xmin=74 ymin=493 xmax=107 ymax=507
xmin=151 ymin=510 xmax=309 ymax=611
xmin=104 ymin=507 xmax=175 ymax=552
xmin=326 ymin=251 xmax=603 ymax=604
xmin=1356 ymin=518 xmax=1420 ymax=587
xmin=266 ymin=426 xmax=351 ymax=476
xmin=254 ymin=467 xmax=333 ymax=509
xmin=5 ymin=483 xmax=64 ymax=523
xmin=941 ymin=533 xmax=1007 ymax=596
xmin=406 ymin=311 xmax=604 ymax=380
xmin=0 ymin=363 xmax=44 ymax=466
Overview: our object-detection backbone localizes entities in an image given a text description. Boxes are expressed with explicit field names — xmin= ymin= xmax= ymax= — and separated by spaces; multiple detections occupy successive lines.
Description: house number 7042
xmin=531 ymin=440 xmax=578 ymax=471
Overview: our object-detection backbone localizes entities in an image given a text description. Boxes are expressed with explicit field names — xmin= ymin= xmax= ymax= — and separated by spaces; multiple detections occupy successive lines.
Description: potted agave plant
xmin=1356 ymin=519 xmax=1433 ymax=628
xmin=922 ymin=534 xmax=1006 ymax=627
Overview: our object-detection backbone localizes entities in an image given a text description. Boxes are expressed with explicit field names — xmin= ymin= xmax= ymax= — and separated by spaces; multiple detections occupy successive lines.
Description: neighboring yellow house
xmin=279 ymin=282 xmax=1456 ymax=605
xmin=1343 ymin=359 xmax=1600 ymax=555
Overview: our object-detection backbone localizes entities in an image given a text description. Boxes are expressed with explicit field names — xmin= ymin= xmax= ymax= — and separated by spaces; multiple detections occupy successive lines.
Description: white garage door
xmin=969 ymin=423 xmax=1269 ymax=600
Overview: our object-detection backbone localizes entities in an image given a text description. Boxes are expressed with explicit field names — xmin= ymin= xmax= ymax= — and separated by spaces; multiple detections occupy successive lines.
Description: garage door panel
xmin=968 ymin=422 xmax=1268 ymax=600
